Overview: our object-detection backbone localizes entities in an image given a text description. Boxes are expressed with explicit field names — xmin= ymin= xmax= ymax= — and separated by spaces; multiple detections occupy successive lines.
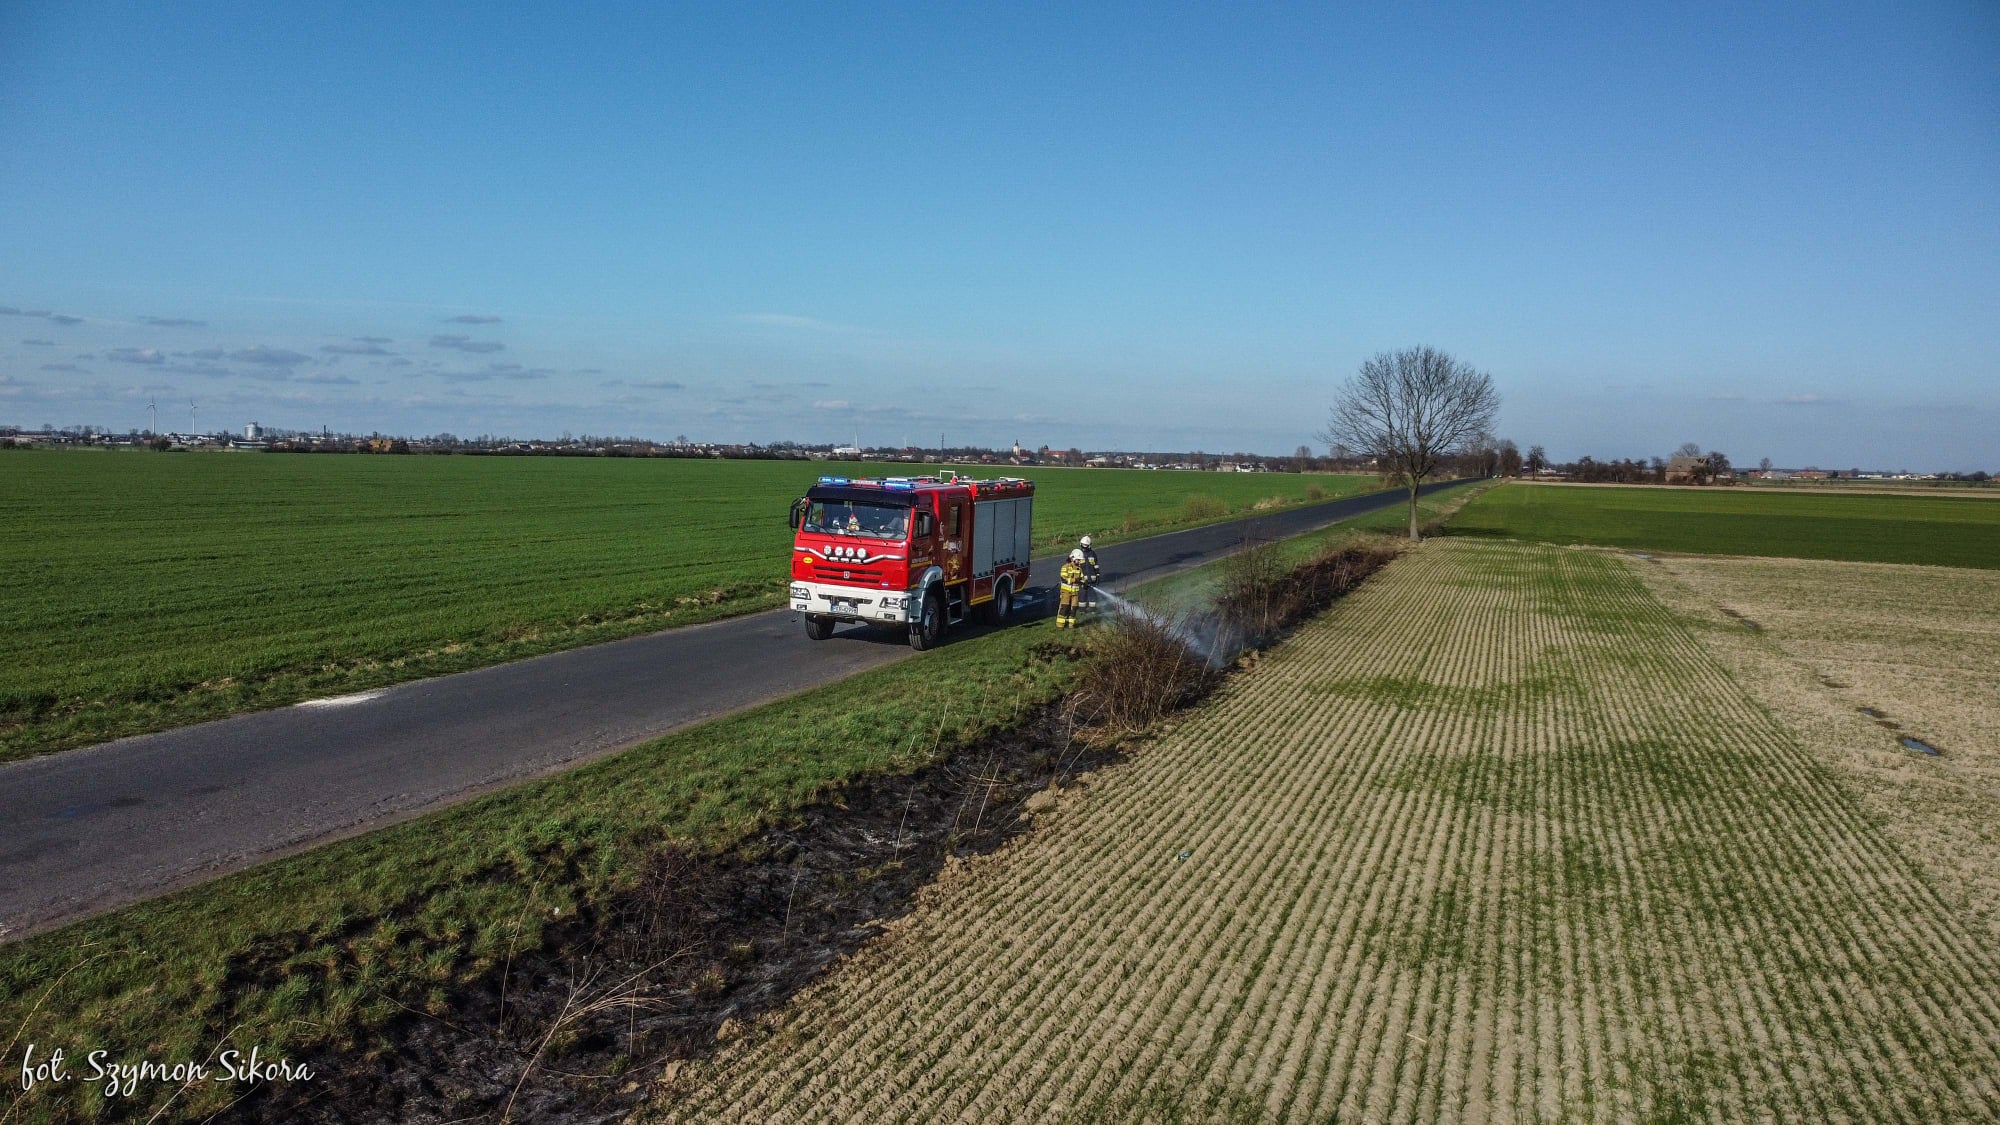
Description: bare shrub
xmin=1216 ymin=540 xmax=1400 ymax=643
xmin=1306 ymin=485 xmax=1326 ymax=502
xmin=1070 ymin=614 xmax=1220 ymax=738
xmin=1181 ymin=494 xmax=1227 ymax=521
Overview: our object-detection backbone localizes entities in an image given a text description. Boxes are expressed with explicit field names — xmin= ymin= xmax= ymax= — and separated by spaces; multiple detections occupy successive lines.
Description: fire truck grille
xmin=811 ymin=563 xmax=884 ymax=582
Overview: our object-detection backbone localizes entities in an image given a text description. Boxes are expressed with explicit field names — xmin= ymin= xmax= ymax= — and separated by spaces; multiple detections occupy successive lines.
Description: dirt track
xmin=648 ymin=539 xmax=2000 ymax=1123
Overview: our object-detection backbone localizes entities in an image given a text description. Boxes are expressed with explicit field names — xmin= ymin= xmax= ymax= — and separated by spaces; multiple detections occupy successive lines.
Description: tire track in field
xmin=647 ymin=539 xmax=2000 ymax=1124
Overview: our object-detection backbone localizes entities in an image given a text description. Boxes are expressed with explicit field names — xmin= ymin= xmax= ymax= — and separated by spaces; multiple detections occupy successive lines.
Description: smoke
xmin=1086 ymin=540 xmax=1398 ymax=669
xmin=1090 ymin=587 xmax=1241 ymax=668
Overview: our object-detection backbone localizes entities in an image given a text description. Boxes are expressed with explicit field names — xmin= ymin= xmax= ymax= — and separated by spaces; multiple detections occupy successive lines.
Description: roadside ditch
xmin=239 ymin=539 xmax=1401 ymax=1125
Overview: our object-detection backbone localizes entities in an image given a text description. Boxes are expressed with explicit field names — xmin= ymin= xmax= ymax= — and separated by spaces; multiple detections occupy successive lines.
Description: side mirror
xmin=789 ymin=498 xmax=806 ymax=530
xmin=914 ymin=512 xmax=934 ymax=538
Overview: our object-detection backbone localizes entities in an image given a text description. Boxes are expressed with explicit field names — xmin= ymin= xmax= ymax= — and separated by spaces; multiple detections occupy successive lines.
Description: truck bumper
xmin=791 ymin=580 xmax=917 ymax=625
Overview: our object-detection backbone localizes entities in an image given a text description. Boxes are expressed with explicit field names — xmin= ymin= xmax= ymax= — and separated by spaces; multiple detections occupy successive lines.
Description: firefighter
xmin=1057 ymin=549 xmax=1086 ymax=628
xmin=1077 ymin=535 xmax=1100 ymax=610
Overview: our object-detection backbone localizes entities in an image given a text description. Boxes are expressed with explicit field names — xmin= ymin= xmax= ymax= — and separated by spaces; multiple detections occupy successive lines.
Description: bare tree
xmin=1497 ymin=438 xmax=1522 ymax=477
xmin=1525 ymin=445 xmax=1547 ymax=474
xmin=1319 ymin=346 xmax=1500 ymax=541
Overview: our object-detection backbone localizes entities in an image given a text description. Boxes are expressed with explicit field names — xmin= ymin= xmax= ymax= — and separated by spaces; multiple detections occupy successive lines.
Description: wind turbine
xmin=147 ymin=401 xmax=157 ymax=435
xmin=189 ymin=399 xmax=197 ymax=436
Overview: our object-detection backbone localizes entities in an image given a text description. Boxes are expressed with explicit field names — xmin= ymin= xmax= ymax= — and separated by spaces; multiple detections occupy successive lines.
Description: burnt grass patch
xmin=239 ymin=543 xmax=1400 ymax=1125
xmin=237 ymin=703 xmax=1122 ymax=1125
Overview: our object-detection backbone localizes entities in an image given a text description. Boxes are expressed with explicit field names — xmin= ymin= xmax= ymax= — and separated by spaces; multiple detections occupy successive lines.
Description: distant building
xmin=245 ymin=422 xmax=263 ymax=440
xmin=1664 ymin=455 xmax=1706 ymax=484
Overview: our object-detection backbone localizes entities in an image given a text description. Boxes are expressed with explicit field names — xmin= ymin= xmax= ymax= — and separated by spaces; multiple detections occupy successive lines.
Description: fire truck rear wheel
xmin=909 ymin=590 xmax=943 ymax=651
xmin=978 ymin=579 xmax=1012 ymax=625
xmin=804 ymin=614 xmax=835 ymax=641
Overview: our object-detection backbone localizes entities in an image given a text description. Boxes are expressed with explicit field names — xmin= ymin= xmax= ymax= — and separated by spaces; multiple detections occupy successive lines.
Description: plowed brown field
xmin=647 ymin=539 xmax=2000 ymax=1124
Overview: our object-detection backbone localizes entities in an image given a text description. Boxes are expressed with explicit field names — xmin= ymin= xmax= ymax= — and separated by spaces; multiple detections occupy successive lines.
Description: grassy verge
xmin=0 ymin=618 xmax=1081 ymax=1122
xmin=0 ymin=450 xmax=1373 ymax=762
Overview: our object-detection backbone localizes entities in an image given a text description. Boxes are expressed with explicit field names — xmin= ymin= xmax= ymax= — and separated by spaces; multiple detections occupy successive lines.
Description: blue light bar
xmin=817 ymin=476 xmax=849 ymax=485
xmin=882 ymin=480 xmax=914 ymax=490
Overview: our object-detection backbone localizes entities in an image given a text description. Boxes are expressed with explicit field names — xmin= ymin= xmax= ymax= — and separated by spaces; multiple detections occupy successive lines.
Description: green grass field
xmin=1450 ymin=482 xmax=2000 ymax=569
xmin=0 ymin=603 xmax=1085 ymax=1123
xmin=0 ymin=449 xmax=1370 ymax=759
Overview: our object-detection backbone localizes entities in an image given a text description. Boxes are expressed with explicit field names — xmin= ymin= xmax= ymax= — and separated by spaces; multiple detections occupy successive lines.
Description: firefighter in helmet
xmin=1057 ymin=549 xmax=1086 ymax=628
xmin=1077 ymin=535 xmax=1101 ymax=611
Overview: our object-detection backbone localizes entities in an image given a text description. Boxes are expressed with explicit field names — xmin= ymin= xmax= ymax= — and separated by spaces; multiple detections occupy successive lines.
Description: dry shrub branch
xmin=1068 ymin=612 xmax=1223 ymax=737
xmin=1215 ymin=540 xmax=1400 ymax=641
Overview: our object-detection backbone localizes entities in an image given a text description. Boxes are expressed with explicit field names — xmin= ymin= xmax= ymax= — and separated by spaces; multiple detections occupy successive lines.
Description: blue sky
xmin=3 ymin=2 xmax=1995 ymax=468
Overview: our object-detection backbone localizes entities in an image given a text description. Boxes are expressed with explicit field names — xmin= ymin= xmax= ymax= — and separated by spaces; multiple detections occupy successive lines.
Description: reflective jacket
xmin=1059 ymin=561 xmax=1085 ymax=593
xmin=1080 ymin=547 xmax=1100 ymax=583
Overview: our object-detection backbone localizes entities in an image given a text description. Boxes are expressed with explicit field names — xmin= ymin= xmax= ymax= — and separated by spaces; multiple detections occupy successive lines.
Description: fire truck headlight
xmin=790 ymin=586 xmax=808 ymax=600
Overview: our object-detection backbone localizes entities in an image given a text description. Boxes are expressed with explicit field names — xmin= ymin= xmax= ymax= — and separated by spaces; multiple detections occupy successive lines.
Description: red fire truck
xmin=788 ymin=473 xmax=1035 ymax=649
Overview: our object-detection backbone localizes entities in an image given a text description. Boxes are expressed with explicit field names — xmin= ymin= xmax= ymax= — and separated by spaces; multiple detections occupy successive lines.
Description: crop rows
xmin=1645 ymin=553 xmax=2000 ymax=942
xmin=654 ymin=539 xmax=2000 ymax=1123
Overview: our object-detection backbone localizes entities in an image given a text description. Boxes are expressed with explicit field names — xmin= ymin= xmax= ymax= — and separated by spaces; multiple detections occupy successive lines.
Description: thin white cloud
xmin=430 ymin=334 xmax=506 ymax=354
xmin=231 ymin=346 xmax=312 ymax=367
xmin=0 ymin=306 xmax=86 ymax=326
xmin=1778 ymin=393 xmax=1831 ymax=406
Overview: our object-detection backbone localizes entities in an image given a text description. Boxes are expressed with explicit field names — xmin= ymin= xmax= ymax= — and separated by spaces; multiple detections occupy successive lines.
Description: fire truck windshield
xmin=803 ymin=500 xmax=910 ymax=540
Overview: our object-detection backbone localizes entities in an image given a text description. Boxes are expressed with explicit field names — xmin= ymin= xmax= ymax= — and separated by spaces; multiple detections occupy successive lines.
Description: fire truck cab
xmin=788 ymin=473 xmax=1034 ymax=650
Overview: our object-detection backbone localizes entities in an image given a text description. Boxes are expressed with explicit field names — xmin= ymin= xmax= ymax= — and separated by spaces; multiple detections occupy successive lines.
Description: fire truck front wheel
xmin=804 ymin=614 xmax=836 ymax=641
xmin=909 ymin=590 xmax=944 ymax=651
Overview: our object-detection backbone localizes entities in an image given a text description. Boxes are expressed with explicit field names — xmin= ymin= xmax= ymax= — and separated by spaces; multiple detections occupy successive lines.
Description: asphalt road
xmin=0 ymin=477 xmax=1471 ymax=939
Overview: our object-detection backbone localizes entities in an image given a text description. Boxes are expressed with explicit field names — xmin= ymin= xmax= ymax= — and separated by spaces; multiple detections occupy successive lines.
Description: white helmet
xmin=1069 ymin=548 xmax=1086 ymax=562
xmin=1079 ymin=535 xmax=1093 ymax=548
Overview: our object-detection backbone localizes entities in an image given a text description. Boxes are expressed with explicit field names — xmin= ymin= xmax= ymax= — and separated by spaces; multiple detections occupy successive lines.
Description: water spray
xmin=1089 ymin=587 xmax=1241 ymax=668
